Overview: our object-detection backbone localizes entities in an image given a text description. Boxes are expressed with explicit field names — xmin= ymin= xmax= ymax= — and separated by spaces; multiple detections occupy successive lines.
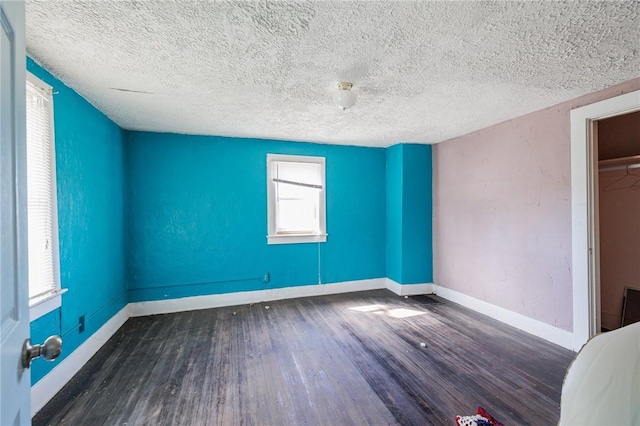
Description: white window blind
xmin=26 ymin=75 xmax=58 ymax=301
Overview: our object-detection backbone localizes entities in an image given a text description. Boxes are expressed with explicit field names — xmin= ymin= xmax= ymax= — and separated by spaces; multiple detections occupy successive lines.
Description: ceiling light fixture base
xmin=333 ymin=82 xmax=357 ymax=110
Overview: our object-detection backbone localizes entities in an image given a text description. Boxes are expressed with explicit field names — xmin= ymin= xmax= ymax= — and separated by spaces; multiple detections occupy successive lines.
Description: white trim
xmin=30 ymin=306 xmax=129 ymax=417
xmin=26 ymin=72 xmax=52 ymax=95
xmin=385 ymin=278 xmax=434 ymax=296
xmin=434 ymin=285 xmax=574 ymax=350
xmin=570 ymin=89 xmax=640 ymax=351
xmin=267 ymin=233 xmax=327 ymax=245
xmin=29 ymin=288 xmax=67 ymax=321
xmin=129 ymin=278 xmax=387 ymax=317
xmin=129 ymin=278 xmax=438 ymax=317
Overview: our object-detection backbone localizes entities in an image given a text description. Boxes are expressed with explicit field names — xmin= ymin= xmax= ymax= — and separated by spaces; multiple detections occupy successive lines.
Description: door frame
xmin=570 ymin=89 xmax=640 ymax=351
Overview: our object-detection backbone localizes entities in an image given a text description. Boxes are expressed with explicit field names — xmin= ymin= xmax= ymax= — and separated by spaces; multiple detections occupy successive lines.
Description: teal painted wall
xmin=386 ymin=144 xmax=433 ymax=284
xmin=386 ymin=144 xmax=403 ymax=282
xmin=27 ymin=58 xmax=127 ymax=385
xmin=125 ymin=132 xmax=387 ymax=301
xmin=401 ymin=144 xmax=433 ymax=284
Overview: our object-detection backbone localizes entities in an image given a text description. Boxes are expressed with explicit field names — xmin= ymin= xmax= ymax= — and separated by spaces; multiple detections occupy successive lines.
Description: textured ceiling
xmin=25 ymin=1 xmax=640 ymax=147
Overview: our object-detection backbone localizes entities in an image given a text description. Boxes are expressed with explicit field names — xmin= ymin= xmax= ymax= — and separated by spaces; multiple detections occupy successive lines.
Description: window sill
xmin=267 ymin=233 xmax=328 ymax=245
xmin=30 ymin=288 xmax=67 ymax=322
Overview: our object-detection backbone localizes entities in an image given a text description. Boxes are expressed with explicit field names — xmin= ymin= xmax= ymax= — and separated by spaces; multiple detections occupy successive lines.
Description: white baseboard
xmin=434 ymin=284 xmax=574 ymax=351
xmin=129 ymin=278 xmax=387 ymax=317
xmin=385 ymin=278 xmax=434 ymax=296
xmin=31 ymin=306 xmax=129 ymax=417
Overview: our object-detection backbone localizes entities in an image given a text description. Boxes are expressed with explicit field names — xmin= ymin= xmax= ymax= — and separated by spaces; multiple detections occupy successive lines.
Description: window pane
xmin=277 ymin=180 xmax=318 ymax=199
xmin=275 ymin=181 xmax=320 ymax=234
xmin=277 ymin=198 xmax=319 ymax=233
xmin=273 ymin=161 xmax=322 ymax=187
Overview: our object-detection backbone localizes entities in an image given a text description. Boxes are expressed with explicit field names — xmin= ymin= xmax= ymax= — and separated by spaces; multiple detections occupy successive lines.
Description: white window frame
xmin=267 ymin=153 xmax=327 ymax=245
xmin=26 ymin=72 xmax=65 ymax=321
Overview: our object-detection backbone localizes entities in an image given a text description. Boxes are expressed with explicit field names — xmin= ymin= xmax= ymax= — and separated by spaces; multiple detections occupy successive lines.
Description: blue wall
xmin=401 ymin=144 xmax=433 ymax=283
xmin=27 ymin=58 xmax=127 ymax=384
xmin=386 ymin=144 xmax=433 ymax=284
xmin=386 ymin=144 xmax=404 ymax=281
xmin=125 ymin=132 xmax=387 ymax=301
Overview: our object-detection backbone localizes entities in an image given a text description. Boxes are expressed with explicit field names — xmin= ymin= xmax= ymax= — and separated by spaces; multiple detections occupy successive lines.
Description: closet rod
xmin=599 ymin=162 xmax=640 ymax=173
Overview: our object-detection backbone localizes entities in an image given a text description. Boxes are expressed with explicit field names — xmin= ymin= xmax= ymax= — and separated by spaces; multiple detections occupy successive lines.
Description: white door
xmin=0 ymin=0 xmax=30 ymax=424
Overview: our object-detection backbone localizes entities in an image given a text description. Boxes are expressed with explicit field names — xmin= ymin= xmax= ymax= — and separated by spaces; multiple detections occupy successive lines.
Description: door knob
xmin=22 ymin=335 xmax=62 ymax=368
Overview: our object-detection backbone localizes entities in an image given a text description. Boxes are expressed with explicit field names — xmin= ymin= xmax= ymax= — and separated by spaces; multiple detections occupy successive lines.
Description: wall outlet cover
xmin=79 ymin=315 xmax=85 ymax=333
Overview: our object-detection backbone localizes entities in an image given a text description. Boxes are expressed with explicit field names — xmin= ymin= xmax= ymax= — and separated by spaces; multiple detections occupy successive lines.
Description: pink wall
xmin=598 ymin=112 xmax=640 ymax=331
xmin=433 ymin=77 xmax=640 ymax=332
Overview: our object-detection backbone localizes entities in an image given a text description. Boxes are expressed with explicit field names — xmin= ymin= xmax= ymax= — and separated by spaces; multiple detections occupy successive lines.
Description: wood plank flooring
xmin=34 ymin=290 xmax=575 ymax=425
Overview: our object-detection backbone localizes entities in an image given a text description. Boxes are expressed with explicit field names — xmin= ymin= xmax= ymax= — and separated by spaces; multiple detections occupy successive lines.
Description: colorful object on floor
xmin=455 ymin=406 xmax=504 ymax=426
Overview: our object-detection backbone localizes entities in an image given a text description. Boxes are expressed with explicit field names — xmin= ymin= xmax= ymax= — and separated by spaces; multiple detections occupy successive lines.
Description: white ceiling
xmin=25 ymin=1 xmax=640 ymax=148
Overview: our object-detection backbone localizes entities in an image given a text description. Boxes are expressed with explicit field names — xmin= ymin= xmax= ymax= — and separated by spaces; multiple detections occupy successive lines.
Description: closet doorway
xmin=597 ymin=110 xmax=640 ymax=332
xmin=571 ymin=89 xmax=640 ymax=350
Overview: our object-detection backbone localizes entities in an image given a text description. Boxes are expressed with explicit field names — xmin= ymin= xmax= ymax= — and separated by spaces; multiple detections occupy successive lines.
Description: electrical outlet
xmin=263 ymin=273 xmax=270 ymax=283
xmin=79 ymin=315 xmax=85 ymax=333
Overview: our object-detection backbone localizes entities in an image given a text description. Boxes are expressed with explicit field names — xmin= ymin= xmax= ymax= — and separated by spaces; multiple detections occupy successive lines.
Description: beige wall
xmin=598 ymin=112 xmax=640 ymax=330
xmin=433 ymin=77 xmax=640 ymax=332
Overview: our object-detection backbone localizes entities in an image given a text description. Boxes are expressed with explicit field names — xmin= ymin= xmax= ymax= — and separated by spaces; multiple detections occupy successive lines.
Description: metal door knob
xmin=22 ymin=335 xmax=62 ymax=368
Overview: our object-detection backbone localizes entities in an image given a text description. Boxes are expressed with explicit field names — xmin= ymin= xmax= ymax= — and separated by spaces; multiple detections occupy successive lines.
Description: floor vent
xmin=410 ymin=295 xmax=442 ymax=305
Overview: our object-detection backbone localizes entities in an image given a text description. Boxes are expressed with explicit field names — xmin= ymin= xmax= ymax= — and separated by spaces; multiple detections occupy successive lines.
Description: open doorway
xmin=570 ymin=89 xmax=640 ymax=350
xmin=597 ymin=111 xmax=640 ymax=332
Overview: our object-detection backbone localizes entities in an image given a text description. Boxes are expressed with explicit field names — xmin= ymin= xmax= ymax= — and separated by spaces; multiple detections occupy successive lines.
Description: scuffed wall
xmin=433 ymin=77 xmax=640 ymax=332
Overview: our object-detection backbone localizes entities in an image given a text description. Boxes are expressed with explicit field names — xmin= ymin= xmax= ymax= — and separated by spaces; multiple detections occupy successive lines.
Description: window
xmin=26 ymin=72 xmax=62 ymax=319
xmin=267 ymin=154 xmax=326 ymax=244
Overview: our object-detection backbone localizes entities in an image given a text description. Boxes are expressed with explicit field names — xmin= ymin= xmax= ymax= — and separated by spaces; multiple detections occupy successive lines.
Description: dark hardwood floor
xmin=34 ymin=290 xmax=575 ymax=425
